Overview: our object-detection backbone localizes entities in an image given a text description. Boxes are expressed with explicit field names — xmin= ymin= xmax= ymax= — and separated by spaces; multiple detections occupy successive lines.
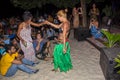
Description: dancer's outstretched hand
xmin=63 ymin=48 xmax=66 ymax=54
xmin=44 ymin=20 xmax=50 ymax=25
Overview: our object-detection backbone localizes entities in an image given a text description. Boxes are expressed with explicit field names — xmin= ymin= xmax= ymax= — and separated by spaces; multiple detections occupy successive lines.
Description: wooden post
xmin=81 ymin=0 xmax=87 ymax=28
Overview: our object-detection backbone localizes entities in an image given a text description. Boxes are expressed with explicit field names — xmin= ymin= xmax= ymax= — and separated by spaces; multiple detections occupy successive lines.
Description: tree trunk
xmin=81 ymin=0 xmax=87 ymax=27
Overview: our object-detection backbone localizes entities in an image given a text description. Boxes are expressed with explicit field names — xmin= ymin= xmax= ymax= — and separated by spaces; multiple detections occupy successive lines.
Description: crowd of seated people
xmin=0 ymin=14 xmax=61 ymax=77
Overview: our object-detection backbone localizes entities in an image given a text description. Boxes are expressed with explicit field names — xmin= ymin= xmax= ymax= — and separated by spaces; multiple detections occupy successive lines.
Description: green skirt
xmin=53 ymin=42 xmax=73 ymax=72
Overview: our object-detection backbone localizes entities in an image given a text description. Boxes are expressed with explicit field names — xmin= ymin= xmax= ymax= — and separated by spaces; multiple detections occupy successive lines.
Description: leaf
xmin=115 ymin=64 xmax=120 ymax=68
xmin=103 ymin=42 xmax=109 ymax=47
xmin=118 ymin=55 xmax=120 ymax=58
xmin=115 ymin=58 xmax=120 ymax=63
xmin=114 ymin=54 xmax=120 ymax=74
xmin=101 ymin=29 xmax=120 ymax=47
xmin=117 ymin=70 xmax=120 ymax=74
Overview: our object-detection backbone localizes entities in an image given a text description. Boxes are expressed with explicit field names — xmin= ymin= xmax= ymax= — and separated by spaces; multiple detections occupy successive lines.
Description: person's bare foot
xmin=47 ymin=56 xmax=53 ymax=58
xmin=44 ymin=57 xmax=49 ymax=61
xmin=51 ymin=69 xmax=58 ymax=72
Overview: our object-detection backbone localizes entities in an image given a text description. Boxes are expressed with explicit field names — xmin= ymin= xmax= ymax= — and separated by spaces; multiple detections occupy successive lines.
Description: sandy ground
xmin=0 ymin=32 xmax=105 ymax=80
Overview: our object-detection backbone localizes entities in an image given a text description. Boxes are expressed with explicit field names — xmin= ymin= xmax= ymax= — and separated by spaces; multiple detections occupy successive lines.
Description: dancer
xmin=17 ymin=11 xmax=44 ymax=62
xmin=45 ymin=10 xmax=73 ymax=72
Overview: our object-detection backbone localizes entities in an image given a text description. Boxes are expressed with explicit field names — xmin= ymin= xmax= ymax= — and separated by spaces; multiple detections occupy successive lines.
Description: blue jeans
xmin=5 ymin=58 xmax=36 ymax=77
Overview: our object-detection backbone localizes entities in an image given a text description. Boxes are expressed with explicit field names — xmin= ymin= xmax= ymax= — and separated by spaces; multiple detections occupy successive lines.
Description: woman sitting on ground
xmin=89 ymin=17 xmax=102 ymax=39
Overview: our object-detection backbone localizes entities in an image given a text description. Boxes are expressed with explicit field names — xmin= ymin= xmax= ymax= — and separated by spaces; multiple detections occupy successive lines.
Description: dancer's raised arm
xmin=45 ymin=20 xmax=62 ymax=29
xmin=30 ymin=21 xmax=44 ymax=27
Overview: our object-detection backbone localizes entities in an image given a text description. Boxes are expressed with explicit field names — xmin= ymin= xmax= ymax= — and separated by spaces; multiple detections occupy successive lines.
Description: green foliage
xmin=11 ymin=0 xmax=34 ymax=10
xmin=10 ymin=0 xmax=50 ymax=10
xmin=10 ymin=0 xmax=105 ymax=10
xmin=85 ymin=0 xmax=105 ymax=4
xmin=10 ymin=0 xmax=79 ymax=10
xmin=114 ymin=54 xmax=120 ymax=74
xmin=50 ymin=0 xmax=79 ymax=8
xmin=101 ymin=29 xmax=120 ymax=48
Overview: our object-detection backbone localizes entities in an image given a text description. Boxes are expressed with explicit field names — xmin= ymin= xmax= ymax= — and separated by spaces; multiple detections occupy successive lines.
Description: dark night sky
xmin=0 ymin=0 xmax=106 ymax=18
xmin=0 ymin=0 xmax=58 ymax=18
xmin=0 ymin=0 xmax=24 ymax=18
xmin=0 ymin=0 xmax=120 ymax=18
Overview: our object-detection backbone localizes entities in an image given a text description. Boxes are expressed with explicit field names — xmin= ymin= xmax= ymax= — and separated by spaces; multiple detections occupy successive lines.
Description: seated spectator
xmin=11 ymin=37 xmax=21 ymax=53
xmin=0 ymin=36 xmax=5 ymax=46
xmin=53 ymin=16 xmax=59 ymax=24
xmin=46 ymin=27 xmax=56 ymax=41
xmin=89 ymin=17 xmax=102 ymax=39
xmin=1 ymin=36 xmax=10 ymax=45
xmin=0 ymin=23 xmax=4 ymax=35
xmin=8 ymin=31 xmax=16 ymax=40
xmin=33 ymin=32 xmax=52 ymax=60
xmin=0 ymin=31 xmax=15 ymax=45
xmin=47 ymin=15 xmax=53 ymax=22
xmin=0 ymin=44 xmax=6 ymax=59
xmin=0 ymin=44 xmax=39 ymax=77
